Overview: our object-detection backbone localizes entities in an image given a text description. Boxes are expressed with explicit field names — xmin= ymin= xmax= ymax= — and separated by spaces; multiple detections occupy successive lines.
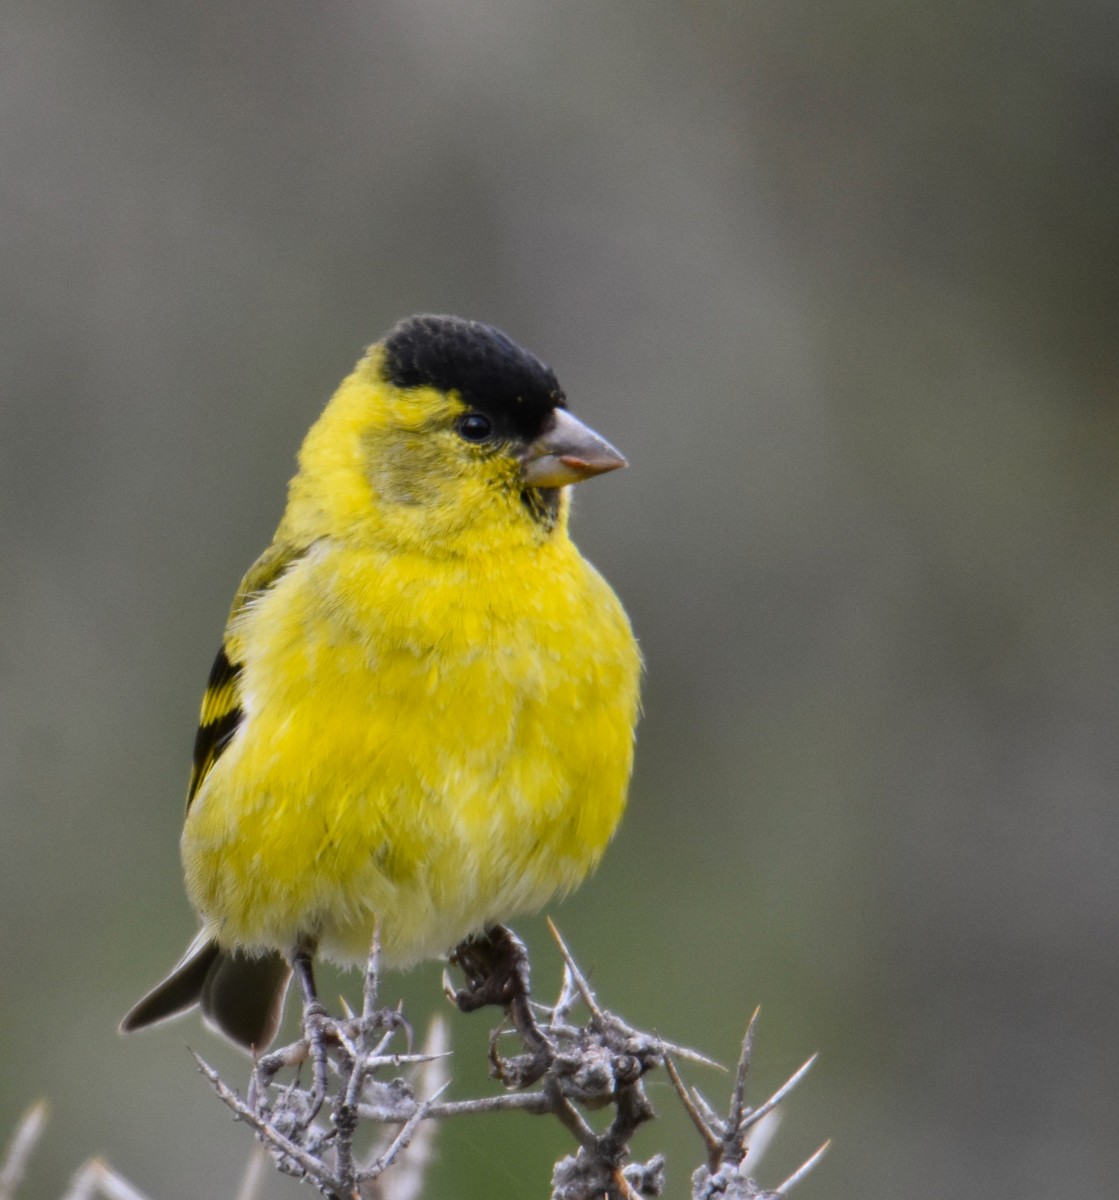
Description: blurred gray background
xmin=3 ymin=3 xmax=1117 ymax=1198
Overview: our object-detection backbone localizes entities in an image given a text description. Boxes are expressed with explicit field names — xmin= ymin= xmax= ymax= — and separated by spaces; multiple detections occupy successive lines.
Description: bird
xmin=121 ymin=314 xmax=641 ymax=1052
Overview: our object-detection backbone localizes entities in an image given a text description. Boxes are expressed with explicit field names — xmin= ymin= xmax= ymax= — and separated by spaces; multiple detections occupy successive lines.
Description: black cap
xmin=383 ymin=315 xmax=565 ymax=442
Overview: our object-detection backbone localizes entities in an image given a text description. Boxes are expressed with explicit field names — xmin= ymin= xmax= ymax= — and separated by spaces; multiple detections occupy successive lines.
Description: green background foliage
xmin=3 ymin=3 xmax=1117 ymax=1197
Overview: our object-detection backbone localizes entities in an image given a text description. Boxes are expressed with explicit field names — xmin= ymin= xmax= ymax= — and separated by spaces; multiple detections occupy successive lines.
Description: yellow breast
xmin=181 ymin=534 xmax=640 ymax=966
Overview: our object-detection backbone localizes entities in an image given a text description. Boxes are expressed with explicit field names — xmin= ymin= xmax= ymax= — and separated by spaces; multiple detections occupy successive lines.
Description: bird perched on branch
xmin=121 ymin=315 xmax=640 ymax=1052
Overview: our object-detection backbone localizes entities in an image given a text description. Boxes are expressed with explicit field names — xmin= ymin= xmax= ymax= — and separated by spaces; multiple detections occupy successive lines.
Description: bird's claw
xmin=448 ymin=925 xmax=555 ymax=1086
xmin=488 ymin=1022 xmax=555 ymax=1088
xmin=449 ymin=924 xmax=531 ymax=1011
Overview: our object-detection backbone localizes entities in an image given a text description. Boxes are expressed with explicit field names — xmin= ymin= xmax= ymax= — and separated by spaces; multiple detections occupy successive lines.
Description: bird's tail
xmin=120 ymin=932 xmax=292 ymax=1051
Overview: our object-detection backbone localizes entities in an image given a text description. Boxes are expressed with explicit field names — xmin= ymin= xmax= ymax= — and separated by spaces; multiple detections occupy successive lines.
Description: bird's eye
xmin=457 ymin=412 xmax=493 ymax=442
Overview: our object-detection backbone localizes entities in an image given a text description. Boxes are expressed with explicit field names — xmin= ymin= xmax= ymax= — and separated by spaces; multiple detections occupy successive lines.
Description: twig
xmin=60 ymin=1159 xmax=155 ymax=1200
xmin=233 ymin=1145 xmax=269 ymax=1200
xmin=196 ymin=1052 xmax=345 ymax=1194
xmin=358 ymin=1090 xmax=552 ymax=1122
xmin=1 ymin=1106 xmax=154 ymax=1200
xmin=358 ymin=1082 xmax=450 ymax=1184
xmin=365 ymin=1019 xmax=450 ymax=1200
xmin=184 ymin=923 xmax=822 ymax=1200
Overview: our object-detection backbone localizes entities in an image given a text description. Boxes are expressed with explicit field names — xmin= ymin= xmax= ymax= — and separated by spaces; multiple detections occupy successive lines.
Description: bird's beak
xmin=520 ymin=408 xmax=627 ymax=488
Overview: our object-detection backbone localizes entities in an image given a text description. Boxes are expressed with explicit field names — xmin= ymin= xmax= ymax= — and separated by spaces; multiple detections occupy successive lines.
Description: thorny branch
xmin=197 ymin=921 xmax=826 ymax=1200
xmin=1 ymin=924 xmax=827 ymax=1199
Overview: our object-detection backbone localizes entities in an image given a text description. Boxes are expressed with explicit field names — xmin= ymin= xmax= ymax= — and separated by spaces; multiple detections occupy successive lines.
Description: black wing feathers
xmin=184 ymin=540 xmax=309 ymax=810
xmin=187 ymin=645 xmax=244 ymax=808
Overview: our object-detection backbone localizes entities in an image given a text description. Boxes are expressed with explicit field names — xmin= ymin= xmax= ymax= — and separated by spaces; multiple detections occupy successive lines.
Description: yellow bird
xmin=122 ymin=314 xmax=640 ymax=1051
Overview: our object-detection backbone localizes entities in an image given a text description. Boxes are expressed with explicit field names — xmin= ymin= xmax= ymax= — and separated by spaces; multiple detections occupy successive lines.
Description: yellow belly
xmin=181 ymin=537 xmax=639 ymax=967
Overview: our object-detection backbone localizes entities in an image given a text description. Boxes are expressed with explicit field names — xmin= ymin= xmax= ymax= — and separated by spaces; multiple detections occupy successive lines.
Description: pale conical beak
xmin=520 ymin=408 xmax=627 ymax=488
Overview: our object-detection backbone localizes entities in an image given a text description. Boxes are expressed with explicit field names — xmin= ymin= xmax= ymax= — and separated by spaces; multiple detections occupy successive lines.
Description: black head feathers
xmin=382 ymin=315 xmax=565 ymax=442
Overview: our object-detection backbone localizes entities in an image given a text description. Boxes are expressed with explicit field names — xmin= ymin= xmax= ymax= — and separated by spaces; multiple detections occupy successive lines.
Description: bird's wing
xmin=186 ymin=539 xmax=308 ymax=810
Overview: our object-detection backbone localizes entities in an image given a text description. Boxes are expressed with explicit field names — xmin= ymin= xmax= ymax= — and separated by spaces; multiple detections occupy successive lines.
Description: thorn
xmin=740 ymin=1054 xmax=818 ymax=1134
xmin=0 ymin=1099 xmax=51 ymax=1200
xmin=362 ymin=924 xmax=383 ymax=1022
xmin=729 ymin=1006 xmax=761 ymax=1127
xmin=664 ymin=1056 xmax=721 ymax=1157
xmin=611 ymin=1165 xmax=643 ymax=1200
xmin=232 ymin=1144 xmax=268 ymax=1200
xmin=551 ymin=962 xmax=580 ymax=1027
xmin=656 ymin=1040 xmax=725 ymax=1071
xmin=544 ymin=917 xmax=604 ymax=1023
xmin=776 ymin=1139 xmax=831 ymax=1194
xmin=690 ymin=1087 xmax=723 ymax=1131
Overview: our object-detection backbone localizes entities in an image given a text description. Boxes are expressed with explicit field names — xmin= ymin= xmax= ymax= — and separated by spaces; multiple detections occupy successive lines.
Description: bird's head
xmin=284 ymin=315 xmax=626 ymax=554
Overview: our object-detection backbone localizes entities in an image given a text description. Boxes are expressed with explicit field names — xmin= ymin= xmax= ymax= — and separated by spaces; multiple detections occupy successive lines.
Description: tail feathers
xmin=121 ymin=934 xmax=293 ymax=1052
xmin=200 ymin=946 xmax=292 ymax=1051
xmin=120 ymin=933 xmax=220 ymax=1033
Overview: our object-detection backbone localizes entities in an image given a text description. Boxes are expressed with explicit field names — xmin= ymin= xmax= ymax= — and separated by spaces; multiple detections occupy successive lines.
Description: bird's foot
xmin=301 ymin=999 xmax=333 ymax=1119
xmin=248 ymin=1001 xmax=337 ymax=1119
xmin=448 ymin=925 xmax=554 ymax=1087
xmin=450 ymin=924 xmax=532 ymax=1010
